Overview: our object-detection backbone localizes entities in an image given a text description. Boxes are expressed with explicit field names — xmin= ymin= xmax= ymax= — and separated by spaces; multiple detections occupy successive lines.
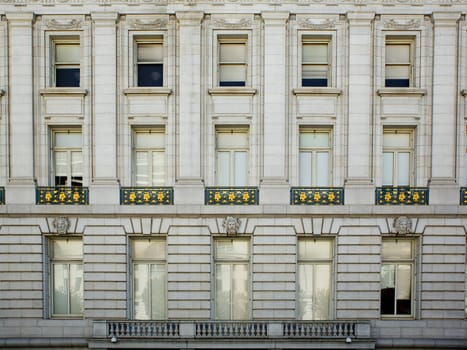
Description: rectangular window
xmin=381 ymin=239 xmax=414 ymax=316
xmin=53 ymin=41 xmax=80 ymax=87
xmin=299 ymin=128 xmax=331 ymax=187
xmin=50 ymin=239 xmax=83 ymax=317
xmin=52 ymin=129 xmax=83 ymax=187
xmin=382 ymin=129 xmax=413 ymax=187
xmin=302 ymin=36 xmax=331 ymax=87
xmin=135 ymin=38 xmax=163 ymax=87
xmin=133 ymin=128 xmax=165 ymax=186
xmin=215 ymin=239 xmax=250 ymax=320
xmin=297 ymin=239 xmax=333 ymax=320
xmin=132 ymin=239 xmax=166 ymax=320
xmin=385 ymin=37 xmax=414 ymax=88
xmin=218 ymin=35 xmax=247 ymax=87
xmin=216 ymin=128 xmax=249 ymax=186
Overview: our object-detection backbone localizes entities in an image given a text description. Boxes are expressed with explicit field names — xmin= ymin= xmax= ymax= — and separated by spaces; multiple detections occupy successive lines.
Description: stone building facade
xmin=0 ymin=0 xmax=466 ymax=349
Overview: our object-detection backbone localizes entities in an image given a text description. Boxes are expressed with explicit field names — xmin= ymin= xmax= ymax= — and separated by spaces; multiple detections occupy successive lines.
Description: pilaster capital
xmin=91 ymin=12 xmax=119 ymax=24
xmin=432 ymin=12 xmax=461 ymax=26
xmin=176 ymin=11 xmax=204 ymax=25
xmin=262 ymin=12 xmax=289 ymax=25
xmin=5 ymin=12 xmax=34 ymax=23
xmin=347 ymin=12 xmax=375 ymax=25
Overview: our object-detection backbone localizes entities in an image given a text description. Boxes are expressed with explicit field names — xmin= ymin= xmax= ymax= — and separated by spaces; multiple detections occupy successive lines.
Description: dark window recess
xmin=381 ymin=288 xmax=411 ymax=315
xmin=56 ymin=68 xmax=80 ymax=87
xmin=138 ymin=64 xmax=163 ymax=87
xmin=385 ymin=79 xmax=409 ymax=88
xmin=219 ymin=80 xmax=246 ymax=87
xmin=302 ymin=78 xmax=328 ymax=87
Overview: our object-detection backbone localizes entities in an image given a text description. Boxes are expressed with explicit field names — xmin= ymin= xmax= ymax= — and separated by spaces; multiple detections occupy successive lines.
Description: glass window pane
xmin=302 ymin=44 xmax=328 ymax=63
xmin=135 ymin=132 xmax=165 ymax=149
xmin=302 ymin=65 xmax=328 ymax=79
xmin=55 ymin=152 xmax=68 ymax=176
xmin=56 ymin=44 xmax=80 ymax=63
xmin=55 ymin=132 xmax=82 ymax=148
xmin=56 ymin=68 xmax=80 ymax=87
xmin=382 ymin=240 xmax=412 ymax=259
xmin=298 ymin=240 xmax=332 ymax=260
xmin=298 ymin=264 xmax=314 ymax=320
xmin=136 ymin=151 xmax=149 ymax=186
xmin=383 ymin=133 xmax=411 ymax=148
xmin=396 ymin=264 xmax=412 ymax=315
xmin=386 ymin=66 xmax=410 ymax=80
xmin=397 ymin=152 xmax=410 ymax=186
xmin=220 ymin=43 xmax=246 ymax=63
xmin=53 ymin=264 xmax=69 ymax=315
xmin=381 ymin=264 xmax=396 ymax=315
xmin=386 ymin=44 xmax=410 ymax=64
xmin=382 ymin=152 xmax=394 ymax=186
xmin=234 ymin=151 xmax=247 ymax=186
xmin=52 ymin=240 xmax=82 ymax=259
xmin=220 ymin=66 xmax=246 ymax=84
xmin=152 ymin=151 xmax=165 ymax=185
xmin=217 ymin=132 xmax=249 ymax=149
xmin=314 ymin=264 xmax=331 ymax=320
xmin=137 ymin=64 xmax=163 ymax=87
xmin=150 ymin=264 xmax=166 ymax=319
xmin=138 ymin=43 xmax=163 ymax=62
xmin=134 ymin=264 xmax=150 ymax=320
xmin=132 ymin=240 xmax=166 ymax=260
xmin=232 ymin=264 xmax=249 ymax=320
xmin=217 ymin=151 xmax=230 ymax=186
xmin=300 ymin=132 xmax=329 ymax=148
xmin=215 ymin=264 xmax=231 ymax=319
xmin=71 ymin=152 xmax=82 ymax=176
xmin=216 ymin=240 xmax=249 ymax=260
xmin=316 ymin=152 xmax=329 ymax=187
xmin=69 ymin=264 xmax=83 ymax=314
xmin=299 ymin=152 xmax=312 ymax=187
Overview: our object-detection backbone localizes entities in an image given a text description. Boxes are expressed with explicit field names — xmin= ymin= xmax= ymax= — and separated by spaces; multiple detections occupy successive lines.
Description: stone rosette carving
xmin=393 ymin=216 xmax=412 ymax=235
xmin=297 ymin=18 xmax=337 ymax=30
xmin=223 ymin=216 xmax=241 ymax=235
xmin=383 ymin=18 xmax=421 ymax=30
xmin=53 ymin=217 xmax=71 ymax=235
xmin=46 ymin=18 xmax=83 ymax=30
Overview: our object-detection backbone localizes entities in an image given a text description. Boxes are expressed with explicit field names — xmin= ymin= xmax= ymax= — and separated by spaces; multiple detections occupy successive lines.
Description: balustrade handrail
xmin=107 ymin=321 xmax=180 ymax=338
xmin=196 ymin=321 xmax=268 ymax=337
xmin=283 ymin=321 xmax=356 ymax=338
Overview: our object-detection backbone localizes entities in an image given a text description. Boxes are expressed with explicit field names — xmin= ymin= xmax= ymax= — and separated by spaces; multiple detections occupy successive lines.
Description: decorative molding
xmin=127 ymin=18 xmax=168 ymax=30
xmin=223 ymin=216 xmax=241 ymax=235
xmin=212 ymin=17 xmax=253 ymax=28
xmin=383 ymin=18 xmax=421 ymax=30
xmin=52 ymin=216 xmax=71 ymax=234
xmin=393 ymin=216 xmax=413 ymax=234
xmin=297 ymin=18 xmax=337 ymax=29
xmin=45 ymin=18 xmax=83 ymax=30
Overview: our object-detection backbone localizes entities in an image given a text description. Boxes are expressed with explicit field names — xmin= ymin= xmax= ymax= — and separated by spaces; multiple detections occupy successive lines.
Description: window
xmin=53 ymin=41 xmax=80 ymax=87
xmin=50 ymin=239 xmax=83 ymax=317
xmin=381 ymin=239 xmax=414 ymax=316
xmin=385 ymin=37 xmax=414 ymax=88
xmin=218 ymin=35 xmax=247 ymax=87
xmin=297 ymin=239 xmax=333 ymax=320
xmin=215 ymin=239 xmax=250 ymax=320
xmin=52 ymin=129 xmax=83 ymax=187
xmin=135 ymin=38 xmax=163 ymax=87
xmin=299 ymin=128 xmax=331 ymax=187
xmin=133 ymin=128 xmax=165 ymax=186
xmin=132 ymin=239 xmax=166 ymax=320
xmin=301 ymin=36 xmax=330 ymax=87
xmin=216 ymin=128 xmax=249 ymax=186
xmin=382 ymin=129 xmax=413 ymax=187
xmin=464 ymin=127 xmax=467 ymax=186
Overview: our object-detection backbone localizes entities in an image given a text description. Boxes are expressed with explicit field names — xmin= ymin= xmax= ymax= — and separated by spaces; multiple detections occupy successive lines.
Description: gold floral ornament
xmin=228 ymin=192 xmax=235 ymax=201
xmin=157 ymin=192 xmax=165 ymax=202
xmin=73 ymin=192 xmax=80 ymax=201
xmin=412 ymin=192 xmax=419 ymax=202
xmin=129 ymin=192 xmax=136 ymax=202
xmin=214 ymin=192 xmax=221 ymax=202
xmin=143 ymin=192 xmax=150 ymax=201
xmin=300 ymin=192 xmax=307 ymax=202
xmin=313 ymin=192 xmax=321 ymax=201
xmin=384 ymin=192 xmax=392 ymax=202
xmin=45 ymin=192 xmax=52 ymax=201
xmin=328 ymin=192 xmax=335 ymax=202
xmin=398 ymin=192 xmax=406 ymax=202
xmin=242 ymin=192 xmax=249 ymax=202
xmin=59 ymin=192 xmax=66 ymax=201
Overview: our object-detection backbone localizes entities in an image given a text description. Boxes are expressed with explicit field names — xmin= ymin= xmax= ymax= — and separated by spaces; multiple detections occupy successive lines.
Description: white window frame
xmin=50 ymin=128 xmax=83 ymax=187
xmin=217 ymin=34 xmax=249 ymax=87
xmin=131 ymin=238 xmax=167 ymax=320
xmin=382 ymin=128 xmax=414 ymax=187
xmin=384 ymin=36 xmax=415 ymax=88
xmin=214 ymin=238 xmax=251 ymax=320
xmin=380 ymin=238 xmax=415 ymax=318
xmin=49 ymin=238 xmax=83 ymax=318
xmin=301 ymin=35 xmax=331 ymax=88
xmin=51 ymin=37 xmax=81 ymax=88
xmin=132 ymin=127 xmax=166 ymax=187
xmin=133 ymin=36 xmax=164 ymax=87
xmin=297 ymin=238 xmax=333 ymax=320
xmin=299 ymin=127 xmax=332 ymax=187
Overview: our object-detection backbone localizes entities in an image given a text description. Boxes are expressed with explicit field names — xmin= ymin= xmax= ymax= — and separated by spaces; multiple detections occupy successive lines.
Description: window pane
xmin=215 ymin=264 xmax=231 ymax=319
xmin=56 ymin=44 xmax=80 ymax=63
xmin=152 ymin=151 xmax=165 ymax=185
xmin=71 ymin=152 xmax=83 ymax=177
xmin=53 ymin=264 xmax=69 ymax=315
xmin=137 ymin=64 xmax=163 ymax=87
xmin=55 ymin=132 xmax=82 ymax=147
xmin=69 ymin=264 xmax=83 ymax=314
xmin=138 ymin=43 xmax=163 ymax=62
xmin=134 ymin=264 xmax=150 ymax=320
xmin=386 ymin=44 xmax=410 ymax=64
xmin=232 ymin=264 xmax=249 ymax=320
xmin=219 ymin=65 xmax=246 ymax=86
xmin=302 ymin=65 xmax=328 ymax=79
xmin=52 ymin=240 xmax=82 ymax=259
xmin=397 ymin=152 xmax=410 ymax=186
xmin=299 ymin=152 xmax=312 ymax=187
xmin=150 ymin=264 xmax=166 ymax=319
xmin=298 ymin=264 xmax=313 ymax=320
xmin=300 ymin=132 xmax=329 ymax=148
xmin=217 ymin=151 xmax=230 ymax=186
xmin=382 ymin=240 xmax=412 ymax=259
xmin=298 ymin=240 xmax=332 ymax=260
xmin=132 ymin=240 xmax=166 ymax=260
xmin=136 ymin=151 xmax=149 ymax=186
xmin=314 ymin=264 xmax=331 ymax=320
xmin=220 ymin=43 xmax=246 ymax=63
xmin=216 ymin=240 xmax=249 ymax=260
xmin=381 ymin=264 xmax=396 ymax=315
xmin=316 ymin=152 xmax=329 ymax=187
xmin=55 ymin=152 xmax=68 ymax=177
xmin=234 ymin=151 xmax=247 ymax=186
xmin=217 ymin=132 xmax=249 ymax=149
xmin=56 ymin=68 xmax=80 ymax=87
xmin=302 ymin=44 xmax=328 ymax=63
xmin=135 ymin=131 xmax=165 ymax=148
xmin=383 ymin=133 xmax=411 ymax=148
xmin=386 ymin=66 xmax=410 ymax=80
xmin=382 ymin=152 xmax=394 ymax=186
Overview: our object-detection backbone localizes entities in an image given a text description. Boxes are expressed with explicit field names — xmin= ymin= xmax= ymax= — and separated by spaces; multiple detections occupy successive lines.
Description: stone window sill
xmin=123 ymin=87 xmax=172 ymax=96
xmin=377 ymin=88 xmax=426 ymax=97
xmin=40 ymin=88 xmax=88 ymax=96
xmin=208 ymin=87 xmax=257 ymax=96
xmin=293 ymin=87 xmax=342 ymax=96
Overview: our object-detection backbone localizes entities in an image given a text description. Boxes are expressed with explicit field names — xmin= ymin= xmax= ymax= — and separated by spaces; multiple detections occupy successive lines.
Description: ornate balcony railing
xmin=290 ymin=187 xmax=344 ymax=205
xmin=0 ymin=187 xmax=4 ymax=204
xmin=460 ymin=188 xmax=467 ymax=205
xmin=376 ymin=186 xmax=429 ymax=205
xmin=205 ymin=187 xmax=259 ymax=205
xmin=108 ymin=321 xmax=179 ymax=338
xmin=120 ymin=187 xmax=173 ymax=205
xmin=196 ymin=321 xmax=268 ymax=337
xmin=283 ymin=321 xmax=355 ymax=338
xmin=36 ymin=186 xmax=89 ymax=205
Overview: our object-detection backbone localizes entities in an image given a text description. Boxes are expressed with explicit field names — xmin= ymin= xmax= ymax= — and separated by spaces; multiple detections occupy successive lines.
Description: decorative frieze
xmin=382 ymin=18 xmax=422 ymax=30
xmin=45 ymin=18 xmax=83 ymax=30
xmin=126 ymin=17 xmax=168 ymax=30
